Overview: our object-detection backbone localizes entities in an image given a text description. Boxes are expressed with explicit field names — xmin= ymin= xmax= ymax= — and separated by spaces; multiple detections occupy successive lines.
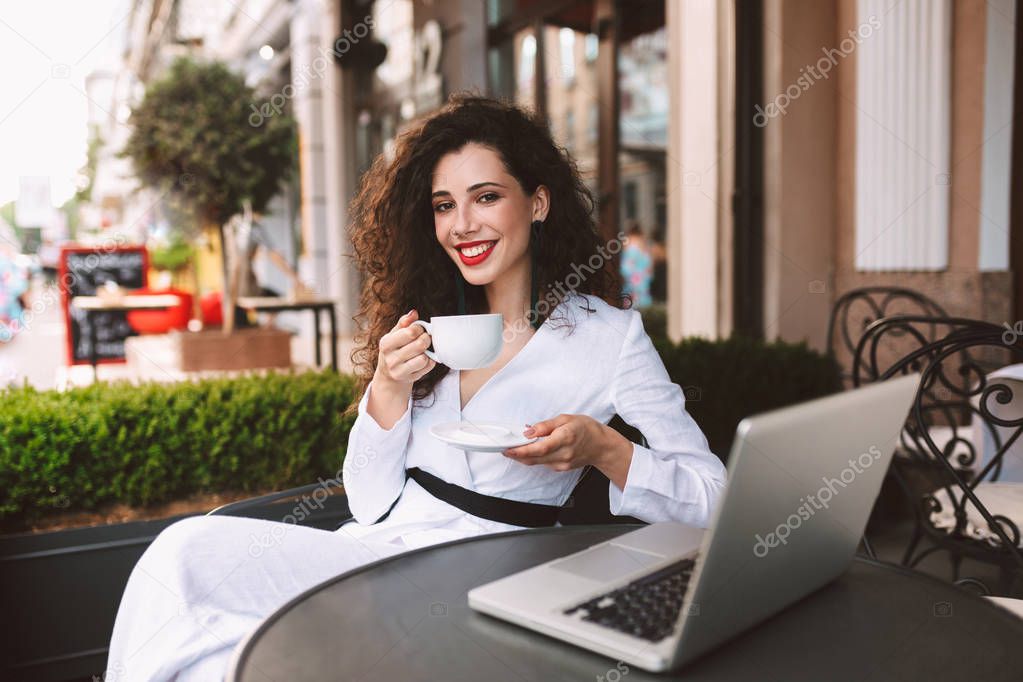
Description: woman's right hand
xmin=374 ymin=309 xmax=437 ymax=388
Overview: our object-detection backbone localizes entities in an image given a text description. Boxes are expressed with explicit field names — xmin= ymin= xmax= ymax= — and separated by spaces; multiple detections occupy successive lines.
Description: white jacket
xmin=340 ymin=292 xmax=727 ymax=550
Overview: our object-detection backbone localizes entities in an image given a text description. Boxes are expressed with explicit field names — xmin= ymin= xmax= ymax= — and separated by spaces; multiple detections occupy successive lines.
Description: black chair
xmin=827 ymin=287 xmax=948 ymax=388
xmin=209 ymin=414 xmax=648 ymax=527
xmin=852 ymin=315 xmax=1023 ymax=595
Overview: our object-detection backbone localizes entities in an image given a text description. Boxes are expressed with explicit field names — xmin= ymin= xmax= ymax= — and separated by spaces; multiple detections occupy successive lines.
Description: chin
xmin=461 ymin=269 xmax=498 ymax=287
xmin=452 ymin=253 xmax=500 ymax=287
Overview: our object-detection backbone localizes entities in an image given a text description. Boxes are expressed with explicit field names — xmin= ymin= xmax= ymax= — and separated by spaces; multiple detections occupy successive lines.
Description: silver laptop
xmin=468 ymin=375 xmax=919 ymax=672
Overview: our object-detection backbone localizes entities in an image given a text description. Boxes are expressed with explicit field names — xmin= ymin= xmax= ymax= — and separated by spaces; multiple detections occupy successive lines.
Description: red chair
xmin=200 ymin=291 xmax=223 ymax=327
xmin=125 ymin=288 xmax=193 ymax=334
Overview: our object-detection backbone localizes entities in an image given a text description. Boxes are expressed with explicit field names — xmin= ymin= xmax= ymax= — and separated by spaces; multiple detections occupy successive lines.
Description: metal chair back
xmin=852 ymin=315 xmax=1023 ymax=593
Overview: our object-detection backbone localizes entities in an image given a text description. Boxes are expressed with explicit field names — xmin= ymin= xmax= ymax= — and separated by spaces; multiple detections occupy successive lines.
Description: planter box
xmin=0 ymin=495 xmax=352 ymax=681
xmin=0 ymin=514 xmax=198 ymax=682
xmin=172 ymin=327 xmax=291 ymax=372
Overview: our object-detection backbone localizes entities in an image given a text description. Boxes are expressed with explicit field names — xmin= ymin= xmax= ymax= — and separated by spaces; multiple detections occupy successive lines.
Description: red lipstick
xmin=456 ymin=240 xmax=497 ymax=266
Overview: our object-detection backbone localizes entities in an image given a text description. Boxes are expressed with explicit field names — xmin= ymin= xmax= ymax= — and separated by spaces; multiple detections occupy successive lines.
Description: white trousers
xmin=104 ymin=515 xmax=411 ymax=682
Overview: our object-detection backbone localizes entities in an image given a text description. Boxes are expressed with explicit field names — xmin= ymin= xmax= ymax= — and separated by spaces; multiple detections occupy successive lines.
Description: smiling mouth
xmin=457 ymin=240 xmax=497 ymax=265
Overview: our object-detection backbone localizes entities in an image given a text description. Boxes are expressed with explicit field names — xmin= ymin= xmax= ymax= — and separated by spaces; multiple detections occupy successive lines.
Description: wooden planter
xmin=0 ymin=515 xmax=198 ymax=681
xmin=0 ymin=495 xmax=353 ymax=681
xmin=172 ymin=327 xmax=291 ymax=372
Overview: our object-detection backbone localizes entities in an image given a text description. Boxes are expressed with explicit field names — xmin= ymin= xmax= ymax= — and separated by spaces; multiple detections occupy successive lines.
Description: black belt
xmin=406 ymin=467 xmax=563 ymax=528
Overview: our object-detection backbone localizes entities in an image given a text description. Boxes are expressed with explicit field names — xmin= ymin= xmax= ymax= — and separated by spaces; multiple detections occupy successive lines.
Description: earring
xmin=529 ymin=220 xmax=543 ymax=331
xmin=455 ymin=269 xmax=466 ymax=315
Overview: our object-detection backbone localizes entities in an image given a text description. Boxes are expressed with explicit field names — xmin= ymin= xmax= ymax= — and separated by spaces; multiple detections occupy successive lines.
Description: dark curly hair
xmin=345 ymin=93 xmax=626 ymax=414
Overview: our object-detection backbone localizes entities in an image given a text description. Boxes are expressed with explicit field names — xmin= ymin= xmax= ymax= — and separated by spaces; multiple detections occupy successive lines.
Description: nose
xmin=452 ymin=203 xmax=481 ymax=242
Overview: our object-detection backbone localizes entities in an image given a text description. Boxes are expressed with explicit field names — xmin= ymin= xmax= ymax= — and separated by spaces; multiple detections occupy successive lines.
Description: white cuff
xmin=357 ymin=381 xmax=413 ymax=434
xmin=608 ymin=442 xmax=653 ymax=516
xmin=342 ymin=381 xmax=414 ymax=524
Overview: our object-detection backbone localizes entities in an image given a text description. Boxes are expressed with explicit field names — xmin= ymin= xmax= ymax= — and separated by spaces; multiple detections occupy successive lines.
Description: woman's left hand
xmin=502 ymin=414 xmax=633 ymax=487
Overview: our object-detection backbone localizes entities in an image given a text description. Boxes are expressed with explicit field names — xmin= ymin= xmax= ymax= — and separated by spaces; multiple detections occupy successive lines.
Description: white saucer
xmin=429 ymin=421 xmax=539 ymax=452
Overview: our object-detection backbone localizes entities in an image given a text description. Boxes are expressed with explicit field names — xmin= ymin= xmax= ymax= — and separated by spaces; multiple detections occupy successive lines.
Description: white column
xmin=761 ymin=0 xmax=783 ymax=341
xmin=322 ymin=0 xmax=362 ymax=334
xmin=667 ymin=0 xmax=723 ymax=341
xmin=291 ymin=0 xmax=331 ymax=294
xmin=979 ymin=0 xmax=1016 ymax=271
xmin=854 ymin=0 xmax=951 ymax=270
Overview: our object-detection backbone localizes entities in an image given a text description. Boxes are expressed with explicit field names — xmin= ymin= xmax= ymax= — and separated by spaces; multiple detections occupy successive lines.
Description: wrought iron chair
xmin=827 ymin=286 xmax=948 ymax=388
xmin=209 ymin=414 xmax=648 ymax=527
xmin=851 ymin=315 xmax=1023 ymax=595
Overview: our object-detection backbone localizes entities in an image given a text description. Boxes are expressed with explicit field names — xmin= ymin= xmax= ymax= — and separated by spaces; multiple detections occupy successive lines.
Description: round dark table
xmin=228 ymin=525 xmax=1023 ymax=682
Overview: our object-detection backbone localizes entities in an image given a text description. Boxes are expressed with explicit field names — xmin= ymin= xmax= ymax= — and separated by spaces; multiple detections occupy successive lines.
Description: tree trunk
xmin=219 ymin=222 xmax=237 ymax=334
xmin=187 ymin=261 xmax=202 ymax=324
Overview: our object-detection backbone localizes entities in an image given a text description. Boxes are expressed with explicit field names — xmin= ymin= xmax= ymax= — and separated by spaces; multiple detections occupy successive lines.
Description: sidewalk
xmin=0 ymin=279 xmax=66 ymax=391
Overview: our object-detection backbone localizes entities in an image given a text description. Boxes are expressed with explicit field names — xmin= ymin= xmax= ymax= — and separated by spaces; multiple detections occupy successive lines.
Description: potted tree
xmin=122 ymin=57 xmax=296 ymax=369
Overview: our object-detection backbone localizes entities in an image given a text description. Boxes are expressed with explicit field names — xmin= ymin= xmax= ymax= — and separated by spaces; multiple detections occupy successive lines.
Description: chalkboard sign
xmin=59 ymin=246 xmax=148 ymax=366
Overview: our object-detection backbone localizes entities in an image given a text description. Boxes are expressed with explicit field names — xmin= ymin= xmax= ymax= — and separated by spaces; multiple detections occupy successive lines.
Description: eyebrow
xmin=431 ymin=181 xmax=507 ymax=198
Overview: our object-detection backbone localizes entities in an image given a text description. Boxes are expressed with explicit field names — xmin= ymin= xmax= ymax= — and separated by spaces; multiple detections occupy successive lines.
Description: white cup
xmin=409 ymin=313 xmax=503 ymax=370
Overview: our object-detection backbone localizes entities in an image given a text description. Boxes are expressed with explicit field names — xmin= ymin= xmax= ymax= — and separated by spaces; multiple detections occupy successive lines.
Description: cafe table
xmin=227 ymin=525 xmax=1023 ymax=682
xmin=236 ymin=296 xmax=338 ymax=371
xmin=70 ymin=294 xmax=181 ymax=376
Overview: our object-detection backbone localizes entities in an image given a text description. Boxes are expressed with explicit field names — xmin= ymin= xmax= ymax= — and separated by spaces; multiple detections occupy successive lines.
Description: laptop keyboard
xmin=562 ymin=556 xmax=696 ymax=642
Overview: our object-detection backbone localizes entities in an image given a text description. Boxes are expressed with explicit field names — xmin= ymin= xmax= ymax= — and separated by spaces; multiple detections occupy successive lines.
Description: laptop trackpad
xmin=548 ymin=544 xmax=663 ymax=583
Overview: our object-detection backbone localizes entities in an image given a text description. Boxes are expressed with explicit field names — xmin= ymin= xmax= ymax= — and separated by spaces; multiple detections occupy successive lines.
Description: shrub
xmin=0 ymin=337 xmax=839 ymax=527
xmin=652 ymin=334 xmax=842 ymax=458
xmin=0 ymin=371 xmax=356 ymax=527
xmin=150 ymin=234 xmax=195 ymax=273
xmin=639 ymin=303 xmax=668 ymax=340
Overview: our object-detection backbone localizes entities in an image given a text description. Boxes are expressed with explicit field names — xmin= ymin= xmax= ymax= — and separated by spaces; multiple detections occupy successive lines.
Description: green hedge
xmin=653 ymin=335 xmax=841 ymax=457
xmin=0 ymin=337 xmax=839 ymax=527
xmin=640 ymin=304 xmax=668 ymax=340
xmin=0 ymin=371 xmax=357 ymax=526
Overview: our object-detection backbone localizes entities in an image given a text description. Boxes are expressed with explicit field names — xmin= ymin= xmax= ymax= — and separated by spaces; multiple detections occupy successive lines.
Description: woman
xmin=0 ymin=245 xmax=28 ymax=341
xmin=106 ymin=95 xmax=725 ymax=681
xmin=619 ymin=221 xmax=654 ymax=308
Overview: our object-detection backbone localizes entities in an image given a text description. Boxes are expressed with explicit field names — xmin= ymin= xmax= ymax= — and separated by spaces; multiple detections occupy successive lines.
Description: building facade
xmin=94 ymin=0 xmax=1019 ymax=367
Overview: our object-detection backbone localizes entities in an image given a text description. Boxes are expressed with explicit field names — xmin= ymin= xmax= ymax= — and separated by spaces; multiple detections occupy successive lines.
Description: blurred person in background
xmin=619 ymin=220 xmax=653 ymax=308
xmin=229 ymin=203 xmax=311 ymax=328
xmin=0 ymin=244 xmax=28 ymax=342
xmin=38 ymin=239 xmax=60 ymax=284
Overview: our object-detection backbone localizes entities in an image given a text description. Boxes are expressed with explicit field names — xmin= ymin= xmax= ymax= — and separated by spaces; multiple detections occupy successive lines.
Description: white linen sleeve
xmin=607 ymin=310 xmax=727 ymax=527
xmin=342 ymin=381 xmax=414 ymax=524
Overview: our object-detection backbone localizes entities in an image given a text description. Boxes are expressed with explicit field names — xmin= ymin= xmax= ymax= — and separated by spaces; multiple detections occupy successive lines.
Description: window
xmin=559 ymin=27 xmax=575 ymax=84
xmin=518 ymin=33 xmax=536 ymax=89
xmin=623 ymin=181 xmax=637 ymax=220
xmin=854 ymin=0 xmax=950 ymax=270
xmin=585 ymin=33 xmax=598 ymax=62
